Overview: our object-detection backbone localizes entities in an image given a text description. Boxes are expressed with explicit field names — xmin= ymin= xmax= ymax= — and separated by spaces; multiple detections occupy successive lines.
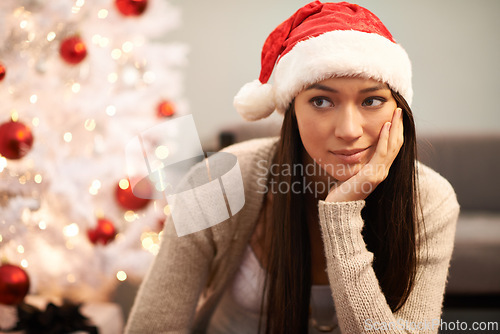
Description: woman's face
xmin=294 ymin=76 xmax=398 ymax=182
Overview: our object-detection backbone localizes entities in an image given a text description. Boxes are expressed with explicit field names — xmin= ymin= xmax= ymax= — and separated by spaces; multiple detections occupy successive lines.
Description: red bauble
xmin=87 ymin=218 xmax=117 ymax=245
xmin=115 ymin=177 xmax=152 ymax=210
xmin=0 ymin=264 xmax=30 ymax=305
xmin=115 ymin=0 xmax=148 ymax=16
xmin=59 ymin=36 xmax=87 ymax=65
xmin=0 ymin=62 xmax=6 ymax=81
xmin=156 ymin=100 xmax=176 ymax=118
xmin=0 ymin=120 xmax=34 ymax=160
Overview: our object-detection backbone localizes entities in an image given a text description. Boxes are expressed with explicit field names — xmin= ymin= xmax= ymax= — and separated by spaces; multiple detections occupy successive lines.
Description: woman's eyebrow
xmin=359 ymin=84 xmax=388 ymax=93
xmin=306 ymin=83 xmax=338 ymax=92
xmin=306 ymin=83 xmax=389 ymax=93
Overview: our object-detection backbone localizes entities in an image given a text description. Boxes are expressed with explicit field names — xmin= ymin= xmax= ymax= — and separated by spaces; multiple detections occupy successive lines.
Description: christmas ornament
xmin=115 ymin=0 xmax=148 ymax=16
xmin=0 ymin=264 xmax=30 ymax=305
xmin=59 ymin=36 xmax=87 ymax=65
xmin=0 ymin=62 xmax=6 ymax=81
xmin=115 ymin=177 xmax=152 ymax=211
xmin=87 ymin=218 xmax=116 ymax=245
xmin=156 ymin=100 xmax=176 ymax=118
xmin=0 ymin=120 xmax=34 ymax=160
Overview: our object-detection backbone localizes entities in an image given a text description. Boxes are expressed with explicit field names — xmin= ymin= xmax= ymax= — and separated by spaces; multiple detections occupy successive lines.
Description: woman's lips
xmin=330 ymin=147 xmax=369 ymax=164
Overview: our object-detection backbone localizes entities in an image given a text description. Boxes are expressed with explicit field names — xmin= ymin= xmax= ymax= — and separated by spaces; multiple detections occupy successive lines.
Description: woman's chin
xmin=320 ymin=163 xmax=364 ymax=182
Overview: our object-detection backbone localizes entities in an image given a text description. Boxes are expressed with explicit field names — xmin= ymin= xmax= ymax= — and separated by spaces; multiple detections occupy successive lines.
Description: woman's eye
xmin=311 ymin=97 xmax=333 ymax=108
xmin=362 ymin=97 xmax=385 ymax=107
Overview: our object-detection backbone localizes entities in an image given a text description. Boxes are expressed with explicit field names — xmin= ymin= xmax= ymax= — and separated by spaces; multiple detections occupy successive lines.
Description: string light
xmin=11 ymin=110 xmax=19 ymax=122
xmin=141 ymin=232 xmax=161 ymax=255
xmin=155 ymin=145 xmax=169 ymax=159
xmin=122 ymin=41 xmax=134 ymax=53
xmin=71 ymin=82 xmax=81 ymax=93
xmin=106 ymin=105 xmax=116 ymax=116
xmin=32 ymin=117 xmax=40 ymax=127
xmin=34 ymin=174 xmax=42 ymax=183
xmin=30 ymin=94 xmax=37 ymax=104
xmin=92 ymin=34 xmax=110 ymax=48
xmin=111 ymin=48 xmax=122 ymax=60
xmin=72 ymin=0 xmax=85 ymax=13
xmin=122 ymin=66 xmax=139 ymax=85
xmin=89 ymin=179 xmax=101 ymax=195
xmin=141 ymin=235 xmax=153 ymax=249
xmin=124 ymin=210 xmax=137 ymax=222
xmin=150 ymin=244 xmax=160 ymax=255
xmin=63 ymin=223 xmax=79 ymax=237
xmin=47 ymin=31 xmax=56 ymax=42
xmin=84 ymin=119 xmax=96 ymax=131
xmin=38 ymin=221 xmax=46 ymax=230
xmin=116 ymin=271 xmax=127 ymax=281
xmin=21 ymin=260 xmax=28 ymax=268
xmin=97 ymin=9 xmax=108 ymax=19
xmin=119 ymin=179 xmax=129 ymax=189
xmin=63 ymin=132 xmax=73 ymax=142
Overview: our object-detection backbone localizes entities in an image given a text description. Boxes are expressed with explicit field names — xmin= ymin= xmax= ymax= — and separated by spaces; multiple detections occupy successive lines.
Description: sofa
xmin=217 ymin=119 xmax=500 ymax=304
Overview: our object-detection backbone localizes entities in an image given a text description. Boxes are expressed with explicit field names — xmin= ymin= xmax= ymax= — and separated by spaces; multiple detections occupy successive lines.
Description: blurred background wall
xmin=166 ymin=0 xmax=500 ymax=149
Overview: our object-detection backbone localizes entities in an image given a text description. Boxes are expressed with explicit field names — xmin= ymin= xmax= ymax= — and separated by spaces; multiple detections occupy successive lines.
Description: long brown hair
xmin=258 ymin=91 xmax=421 ymax=333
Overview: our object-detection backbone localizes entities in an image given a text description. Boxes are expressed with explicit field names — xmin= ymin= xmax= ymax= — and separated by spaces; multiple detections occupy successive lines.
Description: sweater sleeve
xmin=124 ymin=213 xmax=215 ymax=334
xmin=317 ymin=176 xmax=459 ymax=333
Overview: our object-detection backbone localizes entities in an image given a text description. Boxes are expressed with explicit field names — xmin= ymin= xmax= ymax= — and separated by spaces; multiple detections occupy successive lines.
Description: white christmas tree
xmin=0 ymin=0 xmax=188 ymax=307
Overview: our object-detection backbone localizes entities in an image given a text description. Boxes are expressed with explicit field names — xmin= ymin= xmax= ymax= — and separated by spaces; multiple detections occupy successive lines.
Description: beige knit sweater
xmin=125 ymin=137 xmax=459 ymax=334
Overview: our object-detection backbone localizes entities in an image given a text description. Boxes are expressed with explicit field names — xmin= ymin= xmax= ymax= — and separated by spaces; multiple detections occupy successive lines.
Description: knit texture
xmin=125 ymin=137 xmax=459 ymax=334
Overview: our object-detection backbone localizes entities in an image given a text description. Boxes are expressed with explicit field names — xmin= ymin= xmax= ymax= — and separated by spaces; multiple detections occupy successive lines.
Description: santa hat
xmin=234 ymin=1 xmax=412 ymax=121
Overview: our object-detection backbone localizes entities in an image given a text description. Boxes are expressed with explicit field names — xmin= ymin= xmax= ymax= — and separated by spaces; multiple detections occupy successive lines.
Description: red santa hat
xmin=234 ymin=1 xmax=412 ymax=121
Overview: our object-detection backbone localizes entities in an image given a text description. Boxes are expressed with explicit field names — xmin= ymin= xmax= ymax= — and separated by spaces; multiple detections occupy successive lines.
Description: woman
xmin=126 ymin=2 xmax=459 ymax=333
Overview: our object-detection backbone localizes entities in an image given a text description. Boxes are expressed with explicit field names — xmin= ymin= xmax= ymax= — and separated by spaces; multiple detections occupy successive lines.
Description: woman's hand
xmin=325 ymin=107 xmax=404 ymax=203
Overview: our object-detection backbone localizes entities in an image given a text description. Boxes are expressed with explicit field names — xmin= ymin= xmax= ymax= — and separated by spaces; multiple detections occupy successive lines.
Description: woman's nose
xmin=334 ymin=105 xmax=363 ymax=141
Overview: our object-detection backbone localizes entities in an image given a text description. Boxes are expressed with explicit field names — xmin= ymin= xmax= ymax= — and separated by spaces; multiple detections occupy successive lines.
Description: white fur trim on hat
xmin=273 ymin=30 xmax=413 ymax=113
xmin=234 ymin=79 xmax=276 ymax=121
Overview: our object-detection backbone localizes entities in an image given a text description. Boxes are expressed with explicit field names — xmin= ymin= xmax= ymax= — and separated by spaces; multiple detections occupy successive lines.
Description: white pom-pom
xmin=233 ymin=79 xmax=275 ymax=121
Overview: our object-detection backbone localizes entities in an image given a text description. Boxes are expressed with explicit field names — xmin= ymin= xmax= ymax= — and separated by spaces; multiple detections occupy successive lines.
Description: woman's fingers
xmin=371 ymin=107 xmax=402 ymax=166
xmin=389 ymin=108 xmax=404 ymax=155
xmin=379 ymin=121 xmax=392 ymax=158
xmin=358 ymin=107 xmax=403 ymax=186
